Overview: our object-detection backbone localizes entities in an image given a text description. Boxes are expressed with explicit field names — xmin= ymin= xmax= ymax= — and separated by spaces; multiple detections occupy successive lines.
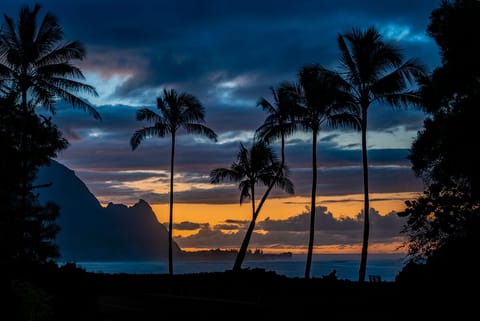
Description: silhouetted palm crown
xmin=210 ymin=141 xmax=294 ymax=205
xmin=131 ymin=89 xmax=217 ymax=148
xmin=337 ymin=27 xmax=425 ymax=110
xmin=0 ymin=4 xmax=99 ymax=118
xmin=256 ymin=83 xmax=299 ymax=146
xmin=297 ymin=64 xmax=359 ymax=130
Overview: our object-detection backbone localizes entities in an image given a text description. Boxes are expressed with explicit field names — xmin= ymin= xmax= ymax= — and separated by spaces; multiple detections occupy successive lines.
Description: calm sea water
xmin=72 ymin=254 xmax=407 ymax=281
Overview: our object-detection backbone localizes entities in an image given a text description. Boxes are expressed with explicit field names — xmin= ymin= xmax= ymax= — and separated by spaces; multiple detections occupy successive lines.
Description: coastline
xmin=178 ymin=248 xmax=293 ymax=261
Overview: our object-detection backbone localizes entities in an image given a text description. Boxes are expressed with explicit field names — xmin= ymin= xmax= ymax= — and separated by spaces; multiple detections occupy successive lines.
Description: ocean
xmin=72 ymin=254 xmax=407 ymax=281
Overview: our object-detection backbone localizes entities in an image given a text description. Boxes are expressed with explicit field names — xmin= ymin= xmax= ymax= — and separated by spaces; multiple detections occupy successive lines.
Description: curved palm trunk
xmin=305 ymin=130 xmax=317 ymax=279
xmin=168 ymin=133 xmax=176 ymax=276
xmin=359 ymin=110 xmax=370 ymax=282
xmin=233 ymin=135 xmax=287 ymax=271
xmin=233 ymin=185 xmax=256 ymax=271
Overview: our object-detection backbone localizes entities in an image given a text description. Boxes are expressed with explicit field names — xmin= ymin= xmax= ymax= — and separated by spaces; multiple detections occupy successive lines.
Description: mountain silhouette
xmin=35 ymin=159 xmax=181 ymax=261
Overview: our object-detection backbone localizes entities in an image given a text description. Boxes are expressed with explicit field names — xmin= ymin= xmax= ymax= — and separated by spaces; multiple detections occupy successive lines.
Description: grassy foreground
xmin=6 ymin=263 xmax=477 ymax=321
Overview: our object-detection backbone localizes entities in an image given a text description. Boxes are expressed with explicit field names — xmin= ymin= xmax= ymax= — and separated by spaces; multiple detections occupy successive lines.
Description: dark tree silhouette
xmin=131 ymin=88 xmax=217 ymax=275
xmin=337 ymin=26 xmax=426 ymax=282
xmin=0 ymin=3 xmax=99 ymax=118
xmin=400 ymin=0 xmax=480 ymax=268
xmin=295 ymin=64 xmax=358 ymax=279
xmin=210 ymin=141 xmax=294 ymax=271
xmin=1 ymin=96 xmax=68 ymax=268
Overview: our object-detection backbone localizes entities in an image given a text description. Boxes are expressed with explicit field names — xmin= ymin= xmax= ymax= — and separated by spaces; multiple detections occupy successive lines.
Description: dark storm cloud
xmin=3 ymin=0 xmax=441 ymax=103
xmin=3 ymin=0 xmax=439 ymax=207
xmin=175 ymin=207 xmax=407 ymax=249
xmin=174 ymin=221 xmax=208 ymax=230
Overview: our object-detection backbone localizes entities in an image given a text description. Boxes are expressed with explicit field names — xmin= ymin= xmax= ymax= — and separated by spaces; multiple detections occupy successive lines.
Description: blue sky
xmin=3 ymin=0 xmax=444 ymax=252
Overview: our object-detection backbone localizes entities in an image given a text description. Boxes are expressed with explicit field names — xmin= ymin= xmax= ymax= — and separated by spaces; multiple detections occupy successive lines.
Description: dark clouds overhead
xmin=2 ymin=0 xmax=441 ymax=207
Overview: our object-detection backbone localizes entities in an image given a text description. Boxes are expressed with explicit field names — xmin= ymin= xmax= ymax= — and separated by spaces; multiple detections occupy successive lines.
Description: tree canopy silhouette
xmin=1 ymin=96 xmax=68 ymax=268
xmin=399 ymin=0 xmax=480 ymax=284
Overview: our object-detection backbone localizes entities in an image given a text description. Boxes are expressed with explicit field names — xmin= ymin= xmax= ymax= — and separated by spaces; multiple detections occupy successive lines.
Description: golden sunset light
xmin=151 ymin=192 xmax=418 ymax=228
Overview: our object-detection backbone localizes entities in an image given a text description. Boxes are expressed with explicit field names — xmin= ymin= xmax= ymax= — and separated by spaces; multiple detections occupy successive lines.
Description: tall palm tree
xmin=337 ymin=26 xmax=426 ymax=282
xmin=131 ymin=88 xmax=217 ymax=275
xmin=0 ymin=3 xmax=99 ymax=118
xmin=297 ymin=64 xmax=358 ymax=279
xmin=210 ymin=141 xmax=294 ymax=271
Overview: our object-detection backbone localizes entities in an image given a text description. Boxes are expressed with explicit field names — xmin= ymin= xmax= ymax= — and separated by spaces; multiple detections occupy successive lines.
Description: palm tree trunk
xmin=305 ymin=129 xmax=317 ymax=279
xmin=233 ymin=185 xmax=256 ymax=271
xmin=233 ymin=212 xmax=259 ymax=271
xmin=359 ymin=111 xmax=370 ymax=283
xmin=168 ymin=133 xmax=175 ymax=276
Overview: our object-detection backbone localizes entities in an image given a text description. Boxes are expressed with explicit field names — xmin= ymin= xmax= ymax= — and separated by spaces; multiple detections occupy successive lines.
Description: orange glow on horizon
xmin=150 ymin=192 xmax=419 ymax=228
xmin=100 ymin=192 xmax=416 ymax=254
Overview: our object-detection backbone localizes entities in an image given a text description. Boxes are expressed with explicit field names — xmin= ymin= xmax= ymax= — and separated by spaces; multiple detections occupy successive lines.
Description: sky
xmin=3 ymin=0 xmax=443 ymax=254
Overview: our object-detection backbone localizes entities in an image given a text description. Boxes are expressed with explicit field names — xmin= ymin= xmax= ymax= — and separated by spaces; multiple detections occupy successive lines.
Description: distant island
xmin=178 ymin=248 xmax=292 ymax=261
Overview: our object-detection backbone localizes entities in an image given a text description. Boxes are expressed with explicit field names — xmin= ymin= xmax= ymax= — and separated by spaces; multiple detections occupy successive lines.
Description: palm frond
xmin=257 ymin=95 xmax=276 ymax=114
xmin=210 ymin=168 xmax=241 ymax=184
xmin=337 ymin=33 xmax=360 ymax=85
xmin=43 ymin=76 xmax=98 ymax=97
xmin=19 ymin=4 xmax=40 ymax=46
xmin=156 ymin=96 xmax=168 ymax=114
xmin=36 ymin=63 xmax=85 ymax=79
xmin=36 ymin=41 xmax=86 ymax=66
xmin=182 ymin=123 xmax=217 ymax=141
xmin=135 ymin=108 xmax=162 ymax=123
xmin=327 ymin=112 xmax=361 ymax=130
xmin=35 ymin=14 xmax=62 ymax=59
xmin=36 ymin=80 xmax=100 ymax=119
xmin=239 ymin=181 xmax=251 ymax=204
xmin=382 ymin=91 xmax=423 ymax=108
xmin=275 ymin=176 xmax=295 ymax=195
xmin=372 ymin=59 xmax=426 ymax=104
xmin=130 ymin=126 xmax=165 ymax=150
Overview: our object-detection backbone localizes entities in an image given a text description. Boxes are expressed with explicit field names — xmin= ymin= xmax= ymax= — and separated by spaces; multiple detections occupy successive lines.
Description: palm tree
xmin=297 ymin=64 xmax=358 ymax=279
xmin=0 ymin=3 xmax=99 ymax=118
xmin=210 ymin=140 xmax=294 ymax=271
xmin=130 ymin=88 xmax=217 ymax=275
xmin=337 ymin=26 xmax=426 ymax=282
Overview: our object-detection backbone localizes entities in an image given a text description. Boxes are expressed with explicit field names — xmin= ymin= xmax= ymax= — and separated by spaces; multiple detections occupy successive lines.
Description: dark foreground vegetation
xmin=4 ymin=262 xmax=478 ymax=321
